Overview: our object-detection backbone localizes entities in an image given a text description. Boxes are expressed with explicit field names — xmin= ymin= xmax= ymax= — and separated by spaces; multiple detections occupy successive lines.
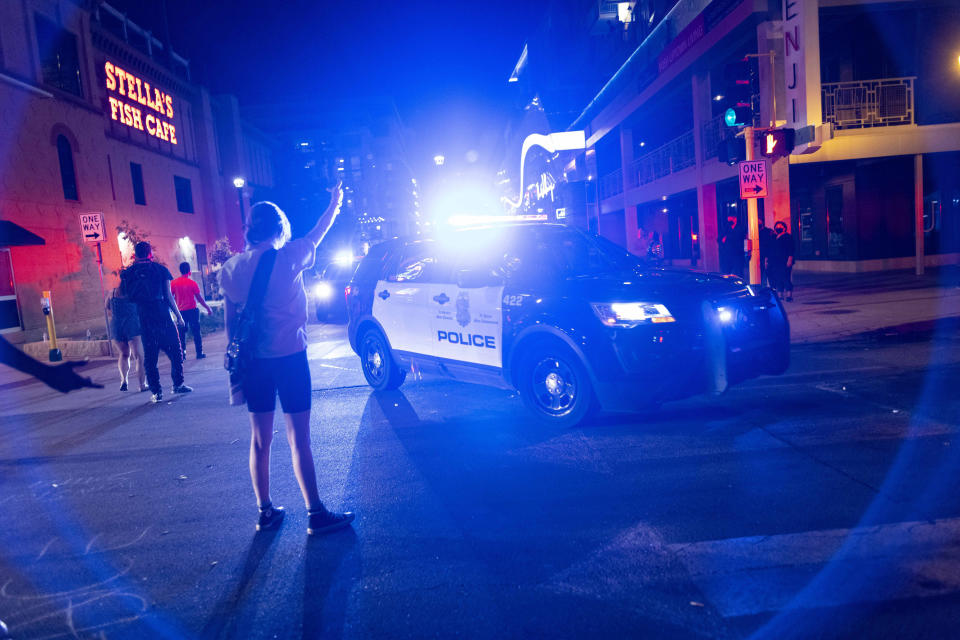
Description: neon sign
xmin=104 ymin=61 xmax=178 ymax=145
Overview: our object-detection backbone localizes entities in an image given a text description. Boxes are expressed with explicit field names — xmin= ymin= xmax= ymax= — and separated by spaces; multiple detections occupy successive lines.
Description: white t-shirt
xmin=219 ymin=238 xmax=316 ymax=359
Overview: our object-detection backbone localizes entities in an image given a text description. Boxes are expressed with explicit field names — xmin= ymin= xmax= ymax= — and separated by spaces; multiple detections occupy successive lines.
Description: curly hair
xmin=245 ymin=201 xmax=292 ymax=247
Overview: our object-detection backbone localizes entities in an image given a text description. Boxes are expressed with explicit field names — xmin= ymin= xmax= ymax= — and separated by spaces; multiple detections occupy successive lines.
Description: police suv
xmin=347 ymin=223 xmax=789 ymax=427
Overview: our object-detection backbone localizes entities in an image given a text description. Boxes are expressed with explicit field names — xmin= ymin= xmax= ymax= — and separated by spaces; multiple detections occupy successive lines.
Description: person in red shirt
xmin=171 ymin=262 xmax=212 ymax=359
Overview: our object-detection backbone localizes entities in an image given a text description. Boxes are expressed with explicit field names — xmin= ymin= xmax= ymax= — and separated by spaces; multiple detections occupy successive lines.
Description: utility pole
xmin=743 ymin=126 xmax=761 ymax=286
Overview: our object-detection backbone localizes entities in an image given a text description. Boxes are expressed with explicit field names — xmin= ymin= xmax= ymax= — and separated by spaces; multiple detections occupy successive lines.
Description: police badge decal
xmin=456 ymin=292 xmax=471 ymax=327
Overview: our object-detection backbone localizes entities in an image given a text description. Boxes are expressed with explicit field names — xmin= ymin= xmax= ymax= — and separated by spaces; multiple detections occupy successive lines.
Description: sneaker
xmin=151 ymin=390 xmax=163 ymax=403
xmin=196 ymin=353 xmax=206 ymax=360
xmin=307 ymin=509 xmax=355 ymax=536
xmin=120 ymin=381 xmax=128 ymax=392
xmin=256 ymin=505 xmax=285 ymax=531
xmin=173 ymin=384 xmax=193 ymax=394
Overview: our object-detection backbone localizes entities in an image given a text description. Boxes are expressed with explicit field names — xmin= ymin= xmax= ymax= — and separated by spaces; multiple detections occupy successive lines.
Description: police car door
xmin=372 ymin=247 xmax=433 ymax=356
xmin=426 ymin=256 xmax=504 ymax=369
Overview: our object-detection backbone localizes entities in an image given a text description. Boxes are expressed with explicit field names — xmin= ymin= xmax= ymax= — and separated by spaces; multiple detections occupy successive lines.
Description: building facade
xmin=245 ymin=98 xmax=419 ymax=265
xmin=0 ymin=0 xmax=274 ymax=341
xmin=512 ymin=0 xmax=960 ymax=274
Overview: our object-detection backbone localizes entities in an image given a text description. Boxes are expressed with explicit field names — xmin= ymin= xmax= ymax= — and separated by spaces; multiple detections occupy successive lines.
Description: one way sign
xmin=79 ymin=212 xmax=105 ymax=243
xmin=738 ymin=160 xmax=768 ymax=199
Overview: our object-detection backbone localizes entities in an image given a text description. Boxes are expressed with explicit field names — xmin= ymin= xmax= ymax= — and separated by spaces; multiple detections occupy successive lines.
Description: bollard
xmin=41 ymin=290 xmax=62 ymax=362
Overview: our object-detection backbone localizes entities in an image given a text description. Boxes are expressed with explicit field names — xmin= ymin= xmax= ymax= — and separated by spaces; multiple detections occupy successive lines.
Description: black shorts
xmin=243 ymin=350 xmax=312 ymax=414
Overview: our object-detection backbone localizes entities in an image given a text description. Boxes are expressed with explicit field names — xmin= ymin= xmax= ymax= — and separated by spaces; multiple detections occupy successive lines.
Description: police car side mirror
xmin=456 ymin=269 xmax=502 ymax=289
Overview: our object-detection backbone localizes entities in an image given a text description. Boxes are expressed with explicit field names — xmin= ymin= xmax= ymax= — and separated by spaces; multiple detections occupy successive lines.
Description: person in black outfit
xmin=120 ymin=241 xmax=191 ymax=403
xmin=718 ymin=213 xmax=746 ymax=277
xmin=758 ymin=217 xmax=774 ymax=287
xmin=769 ymin=221 xmax=795 ymax=301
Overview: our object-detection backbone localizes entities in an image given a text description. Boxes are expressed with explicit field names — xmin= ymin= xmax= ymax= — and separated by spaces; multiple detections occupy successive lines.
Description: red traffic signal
xmin=760 ymin=128 xmax=795 ymax=158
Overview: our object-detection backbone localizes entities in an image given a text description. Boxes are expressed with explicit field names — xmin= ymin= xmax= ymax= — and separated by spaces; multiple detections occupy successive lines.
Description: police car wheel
xmin=518 ymin=343 xmax=595 ymax=427
xmin=359 ymin=328 xmax=405 ymax=390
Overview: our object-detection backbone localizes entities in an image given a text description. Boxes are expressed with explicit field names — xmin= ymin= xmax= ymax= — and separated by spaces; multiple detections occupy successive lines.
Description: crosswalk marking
xmin=542 ymin=518 xmax=960 ymax=622
xmin=670 ymin=517 xmax=960 ymax=618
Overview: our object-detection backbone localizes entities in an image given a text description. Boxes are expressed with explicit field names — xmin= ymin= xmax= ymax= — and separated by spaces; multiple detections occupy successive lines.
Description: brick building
xmin=0 ymin=0 xmax=274 ymax=341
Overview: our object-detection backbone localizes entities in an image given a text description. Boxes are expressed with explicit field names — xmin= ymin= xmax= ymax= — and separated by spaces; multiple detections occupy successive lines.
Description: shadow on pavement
xmin=302 ymin=529 xmax=357 ymax=638
xmin=200 ymin=529 xmax=282 ymax=639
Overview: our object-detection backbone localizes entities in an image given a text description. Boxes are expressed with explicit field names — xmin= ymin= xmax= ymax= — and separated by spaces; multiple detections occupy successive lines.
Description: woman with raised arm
xmin=219 ymin=183 xmax=354 ymax=535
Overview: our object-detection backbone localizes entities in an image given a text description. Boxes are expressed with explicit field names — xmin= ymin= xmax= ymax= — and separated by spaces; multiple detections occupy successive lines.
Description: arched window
xmin=56 ymin=135 xmax=78 ymax=201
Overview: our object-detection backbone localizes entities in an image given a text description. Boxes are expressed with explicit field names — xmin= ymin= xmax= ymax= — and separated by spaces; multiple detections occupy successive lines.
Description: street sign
xmin=738 ymin=160 xmax=767 ymax=199
xmin=79 ymin=212 xmax=105 ymax=243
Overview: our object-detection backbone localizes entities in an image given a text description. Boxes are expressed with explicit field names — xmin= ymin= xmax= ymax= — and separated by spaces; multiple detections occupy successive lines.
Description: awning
xmin=0 ymin=220 xmax=45 ymax=246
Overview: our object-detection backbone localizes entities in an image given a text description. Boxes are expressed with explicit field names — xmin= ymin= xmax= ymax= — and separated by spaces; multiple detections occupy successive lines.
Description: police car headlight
xmin=716 ymin=306 xmax=734 ymax=324
xmin=591 ymin=302 xmax=675 ymax=327
xmin=313 ymin=282 xmax=334 ymax=300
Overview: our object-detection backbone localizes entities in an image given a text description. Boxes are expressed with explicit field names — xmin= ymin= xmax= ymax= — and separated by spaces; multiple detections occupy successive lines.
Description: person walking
xmin=719 ymin=212 xmax=746 ymax=277
xmin=172 ymin=262 xmax=212 ymax=360
xmin=105 ymin=285 xmax=146 ymax=392
xmin=120 ymin=241 xmax=191 ymax=403
xmin=647 ymin=231 xmax=664 ymax=267
xmin=219 ymin=183 xmax=354 ymax=536
xmin=770 ymin=221 xmax=795 ymax=301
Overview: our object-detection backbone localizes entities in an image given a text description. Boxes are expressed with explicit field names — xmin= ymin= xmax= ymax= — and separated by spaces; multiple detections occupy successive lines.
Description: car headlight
xmin=716 ymin=306 xmax=734 ymax=324
xmin=313 ymin=282 xmax=334 ymax=300
xmin=591 ymin=302 xmax=675 ymax=327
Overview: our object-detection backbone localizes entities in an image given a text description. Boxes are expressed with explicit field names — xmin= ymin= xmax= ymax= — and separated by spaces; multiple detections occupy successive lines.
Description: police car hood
xmin=567 ymin=268 xmax=749 ymax=302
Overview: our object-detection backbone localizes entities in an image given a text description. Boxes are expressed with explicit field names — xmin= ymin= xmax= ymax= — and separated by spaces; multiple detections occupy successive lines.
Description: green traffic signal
xmin=725 ymin=106 xmax=750 ymax=127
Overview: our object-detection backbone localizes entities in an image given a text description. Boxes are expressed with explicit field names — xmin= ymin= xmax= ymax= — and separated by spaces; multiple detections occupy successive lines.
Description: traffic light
xmin=760 ymin=128 xmax=795 ymax=158
xmin=718 ymin=132 xmax=745 ymax=165
xmin=721 ymin=57 xmax=756 ymax=128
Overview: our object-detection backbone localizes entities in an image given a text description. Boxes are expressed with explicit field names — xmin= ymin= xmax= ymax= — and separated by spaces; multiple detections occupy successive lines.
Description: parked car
xmin=308 ymin=256 xmax=361 ymax=323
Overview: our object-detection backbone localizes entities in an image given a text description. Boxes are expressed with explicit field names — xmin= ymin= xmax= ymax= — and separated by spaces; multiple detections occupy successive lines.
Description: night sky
xmin=110 ymin=0 xmax=547 ymax=171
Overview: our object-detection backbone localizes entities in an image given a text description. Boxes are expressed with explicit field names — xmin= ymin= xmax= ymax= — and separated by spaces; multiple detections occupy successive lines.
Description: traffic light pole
xmin=744 ymin=126 xmax=761 ymax=286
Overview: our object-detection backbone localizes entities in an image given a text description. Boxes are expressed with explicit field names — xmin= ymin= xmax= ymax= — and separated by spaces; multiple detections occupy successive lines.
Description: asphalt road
xmin=1 ymin=322 xmax=959 ymax=639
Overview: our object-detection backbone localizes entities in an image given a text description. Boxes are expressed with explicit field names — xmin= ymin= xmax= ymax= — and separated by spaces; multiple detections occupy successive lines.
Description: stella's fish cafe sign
xmin=104 ymin=61 xmax=178 ymax=145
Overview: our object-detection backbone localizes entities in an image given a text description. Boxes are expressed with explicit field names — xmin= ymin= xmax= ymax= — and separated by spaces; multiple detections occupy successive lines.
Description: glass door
xmin=0 ymin=249 xmax=22 ymax=333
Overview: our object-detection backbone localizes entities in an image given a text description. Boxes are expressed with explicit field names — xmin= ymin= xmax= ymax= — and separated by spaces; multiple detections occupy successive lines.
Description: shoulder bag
xmin=225 ymin=249 xmax=278 ymax=406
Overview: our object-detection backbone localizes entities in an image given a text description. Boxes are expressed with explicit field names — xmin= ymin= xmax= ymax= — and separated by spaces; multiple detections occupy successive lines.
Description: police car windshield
xmin=535 ymin=228 xmax=639 ymax=278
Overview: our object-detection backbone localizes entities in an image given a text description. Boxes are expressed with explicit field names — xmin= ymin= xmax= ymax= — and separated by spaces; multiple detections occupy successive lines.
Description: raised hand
xmin=328 ymin=180 xmax=344 ymax=217
xmin=38 ymin=360 xmax=104 ymax=393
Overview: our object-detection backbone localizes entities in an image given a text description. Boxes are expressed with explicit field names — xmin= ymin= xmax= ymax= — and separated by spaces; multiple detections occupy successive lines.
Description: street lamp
xmin=233 ymin=177 xmax=246 ymax=229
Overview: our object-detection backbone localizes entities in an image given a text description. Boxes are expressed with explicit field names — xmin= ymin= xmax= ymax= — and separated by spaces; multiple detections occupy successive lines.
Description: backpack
xmin=121 ymin=263 xmax=162 ymax=304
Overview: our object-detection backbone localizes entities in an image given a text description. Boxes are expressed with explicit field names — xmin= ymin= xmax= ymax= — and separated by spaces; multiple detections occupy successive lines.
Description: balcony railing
xmin=700 ymin=113 xmax=727 ymax=161
xmin=599 ymin=168 xmax=623 ymax=200
xmin=632 ymin=130 xmax=695 ymax=186
xmin=822 ymin=77 xmax=915 ymax=130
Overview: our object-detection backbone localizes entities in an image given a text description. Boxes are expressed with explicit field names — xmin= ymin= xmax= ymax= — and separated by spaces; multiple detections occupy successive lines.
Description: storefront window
xmin=0 ymin=250 xmax=21 ymax=332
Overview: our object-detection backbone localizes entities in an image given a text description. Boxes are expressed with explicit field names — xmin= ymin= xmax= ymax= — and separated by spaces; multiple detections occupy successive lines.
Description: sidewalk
xmin=787 ymin=267 xmax=960 ymax=343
